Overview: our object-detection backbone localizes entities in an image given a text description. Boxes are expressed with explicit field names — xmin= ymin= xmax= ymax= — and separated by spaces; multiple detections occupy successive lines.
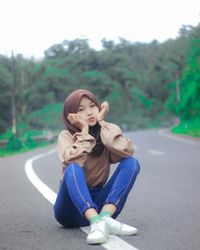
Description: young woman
xmin=54 ymin=89 xmax=140 ymax=245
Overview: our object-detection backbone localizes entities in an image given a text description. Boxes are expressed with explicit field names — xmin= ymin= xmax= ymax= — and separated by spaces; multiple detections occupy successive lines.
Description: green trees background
xmin=0 ymin=24 xmax=200 ymax=140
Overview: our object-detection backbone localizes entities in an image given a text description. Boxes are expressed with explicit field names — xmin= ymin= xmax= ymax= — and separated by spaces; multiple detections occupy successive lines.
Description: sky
xmin=0 ymin=0 xmax=199 ymax=58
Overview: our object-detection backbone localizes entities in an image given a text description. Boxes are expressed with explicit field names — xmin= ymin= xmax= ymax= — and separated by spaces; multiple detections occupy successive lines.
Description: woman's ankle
xmin=89 ymin=215 xmax=102 ymax=225
xmin=99 ymin=211 xmax=112 ymax=218
xmin=85 ymin=208 xmax=101 ymax=224
xmin=100 ymin=204 xmax=116 ymax=217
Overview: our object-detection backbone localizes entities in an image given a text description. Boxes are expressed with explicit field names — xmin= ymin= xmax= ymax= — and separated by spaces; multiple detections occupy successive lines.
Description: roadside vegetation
xmin=0 ymin=24 xmax=199 ymax=156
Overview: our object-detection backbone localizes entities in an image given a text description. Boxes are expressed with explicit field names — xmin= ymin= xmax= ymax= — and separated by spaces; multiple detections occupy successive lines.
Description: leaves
xmin=0 ymin=24 xmax=200 ymax=134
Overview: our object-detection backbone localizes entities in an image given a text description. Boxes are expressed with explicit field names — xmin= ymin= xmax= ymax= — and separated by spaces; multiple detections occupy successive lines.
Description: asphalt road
xmin=0 ymin=129 xmax=200 ymax=250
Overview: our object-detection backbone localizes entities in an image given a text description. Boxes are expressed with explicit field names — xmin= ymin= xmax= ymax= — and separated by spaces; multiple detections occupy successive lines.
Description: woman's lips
xmin=88 ymin=117 xmax=96 ymax=122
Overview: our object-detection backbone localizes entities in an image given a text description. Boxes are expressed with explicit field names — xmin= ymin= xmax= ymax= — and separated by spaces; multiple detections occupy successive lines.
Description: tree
xmin=177 ymin=25 xmax=200 ymax=121
xmin=0 ymin=55 xmax=12 ymax=132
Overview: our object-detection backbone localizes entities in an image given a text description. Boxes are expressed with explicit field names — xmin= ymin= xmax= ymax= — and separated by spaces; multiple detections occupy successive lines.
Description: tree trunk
xmin=175 ymin=73 xmax=180 ymax=103
xmin=11 ymin=51 xmax=17 ymax=136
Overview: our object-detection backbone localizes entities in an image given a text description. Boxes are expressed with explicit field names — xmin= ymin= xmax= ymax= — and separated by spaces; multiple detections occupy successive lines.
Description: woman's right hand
xmin=68 ymin=114 xmax=89 ymax=133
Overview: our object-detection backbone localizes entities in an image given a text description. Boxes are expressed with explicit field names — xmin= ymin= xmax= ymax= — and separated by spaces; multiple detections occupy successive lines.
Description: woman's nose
xmin=86 ymin=108 xmax=92 ymax=115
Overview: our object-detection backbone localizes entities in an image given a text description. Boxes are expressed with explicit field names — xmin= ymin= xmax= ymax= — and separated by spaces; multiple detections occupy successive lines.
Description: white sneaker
xmin=104 ymin=216 xmax=138 ymax=236
xmin=86 ymin=220 xmax=109 ymax=245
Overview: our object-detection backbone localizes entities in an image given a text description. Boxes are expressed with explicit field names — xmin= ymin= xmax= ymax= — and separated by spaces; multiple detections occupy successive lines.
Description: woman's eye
xmin=78 ymin=108 xmax=84 ymax=112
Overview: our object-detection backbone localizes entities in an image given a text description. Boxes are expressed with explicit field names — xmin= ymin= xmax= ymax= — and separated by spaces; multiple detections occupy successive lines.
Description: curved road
xmin=0 ymin=129 xmax=200 ymax=250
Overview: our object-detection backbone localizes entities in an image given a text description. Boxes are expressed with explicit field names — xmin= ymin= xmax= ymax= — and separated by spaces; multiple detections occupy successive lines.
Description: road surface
xmin=0 ymin=129 xmax=200 ymax=250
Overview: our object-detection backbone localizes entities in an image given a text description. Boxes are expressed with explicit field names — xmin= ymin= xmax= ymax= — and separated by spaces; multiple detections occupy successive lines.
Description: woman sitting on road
xmin=54 ymin=89 xmax=140 ymax=245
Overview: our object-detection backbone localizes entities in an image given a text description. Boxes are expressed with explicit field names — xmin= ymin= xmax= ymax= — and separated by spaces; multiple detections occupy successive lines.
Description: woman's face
xmin=77 ymin=96 xmax=99 ymax=126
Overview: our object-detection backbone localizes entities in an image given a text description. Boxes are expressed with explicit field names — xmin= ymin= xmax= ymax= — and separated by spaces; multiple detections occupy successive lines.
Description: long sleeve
xmin=100 ymin=121 xmax=134 ymax=162
xmin=58 ymin=130 xmax=96 ymax=167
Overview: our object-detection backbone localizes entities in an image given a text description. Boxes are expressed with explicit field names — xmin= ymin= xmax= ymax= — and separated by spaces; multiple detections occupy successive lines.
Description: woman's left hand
xmin=98 ymin=101 xmax=109 ymax=122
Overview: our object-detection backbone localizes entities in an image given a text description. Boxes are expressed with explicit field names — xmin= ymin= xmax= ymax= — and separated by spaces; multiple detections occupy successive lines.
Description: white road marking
xmin=148 ymin=150 xmax=164 ymax=156
xmin=81 ymin=226 xmax=139 ymax=250
xmin=158 ymin=129 xmax=200 ymax=146
xmin=25 ymin=148 xmax=57 ymax=205
xmin=25 ymin=148 xmax=139 ymax=250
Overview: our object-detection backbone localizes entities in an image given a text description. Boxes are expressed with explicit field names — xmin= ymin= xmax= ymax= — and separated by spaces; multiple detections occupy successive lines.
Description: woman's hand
xmin=98 ymin=101 xmax=109 ymax=123
xmin=68 ymin=114 xmax=88 ymax=133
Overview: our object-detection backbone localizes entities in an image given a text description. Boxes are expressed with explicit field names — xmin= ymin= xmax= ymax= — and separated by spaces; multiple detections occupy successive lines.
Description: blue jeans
xmin=54 ymin=156 xmax=140 ymax=227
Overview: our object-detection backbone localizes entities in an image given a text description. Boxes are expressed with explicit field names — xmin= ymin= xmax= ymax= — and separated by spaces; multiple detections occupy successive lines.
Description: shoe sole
xmin=87 ymin=236 xmax=107 ymax=245
xmin=110 ymin=229 xmax=138 ymax=236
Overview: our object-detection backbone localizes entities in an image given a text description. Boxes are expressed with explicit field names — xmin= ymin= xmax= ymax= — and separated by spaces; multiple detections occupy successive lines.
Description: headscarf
xmin=62 ymin=89 xmax=104 ymax=156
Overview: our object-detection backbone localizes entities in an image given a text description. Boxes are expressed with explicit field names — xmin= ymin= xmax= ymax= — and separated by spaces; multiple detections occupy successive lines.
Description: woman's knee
xmin=122 ymin=156 xmax=140 ymax=175
xmin=64 ymin=162 xmax=83 ymax=178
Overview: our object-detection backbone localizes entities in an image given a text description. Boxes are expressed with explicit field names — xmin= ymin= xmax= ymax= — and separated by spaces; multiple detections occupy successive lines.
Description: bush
xmin=171 ymin=117 xmax=200 ymax=137
xmin=25 ymin=134 xmax=37 ymax=148
xmin=6 ymin=135 xmax=23 ymax=151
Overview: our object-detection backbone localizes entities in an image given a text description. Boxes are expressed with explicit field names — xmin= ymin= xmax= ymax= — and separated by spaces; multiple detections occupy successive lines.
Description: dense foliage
xmin=0 ymin=24 xmax=200 ymax=140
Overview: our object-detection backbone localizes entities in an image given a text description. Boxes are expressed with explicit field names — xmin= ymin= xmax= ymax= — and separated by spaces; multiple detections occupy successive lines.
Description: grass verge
xmin=171 ymin=118 xmax=200 ymax=138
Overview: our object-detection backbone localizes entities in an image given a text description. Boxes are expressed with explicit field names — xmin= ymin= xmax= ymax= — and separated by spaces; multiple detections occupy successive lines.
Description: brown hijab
xmin=63 ymin=89 xmax=104 ymax=156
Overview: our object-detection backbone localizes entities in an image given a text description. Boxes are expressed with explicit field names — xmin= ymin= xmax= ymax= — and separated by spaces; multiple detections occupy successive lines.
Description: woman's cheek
xmin=95 ymin=109 xmax=100 ymax=117
xmin=82 ymin=115 xmax=88 ymax=123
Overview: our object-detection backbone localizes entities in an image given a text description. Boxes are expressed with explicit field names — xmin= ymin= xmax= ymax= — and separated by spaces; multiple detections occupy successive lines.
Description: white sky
xmin=0 ymin=0 xmax=199 ymax=58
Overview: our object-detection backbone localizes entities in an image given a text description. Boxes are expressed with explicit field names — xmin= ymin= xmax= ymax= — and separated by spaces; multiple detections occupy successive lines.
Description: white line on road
xmin=25 ymin=148 xmax=57 ymax=205
xmin=148 ymin=150 xmax=164 ymax=156
xmin=82 ymin=226 xmax=139 ymax=250
xmin=25 ymin=148 xmax=139 ymax=250
xmin=158 ymin=129 xmax=200 ymax=146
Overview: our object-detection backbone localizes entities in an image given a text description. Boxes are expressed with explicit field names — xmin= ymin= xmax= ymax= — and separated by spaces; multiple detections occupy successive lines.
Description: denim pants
xmin=54 ymin=156 xmax=140 ymax=227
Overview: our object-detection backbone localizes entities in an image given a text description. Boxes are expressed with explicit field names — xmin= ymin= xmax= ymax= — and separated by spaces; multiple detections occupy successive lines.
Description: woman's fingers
xmin=67 ymin=113 xmax=88 ymax=131
xmin=68 ymin=114 xmax=78 ymax=124
xmin=98 ymin=101 xmax=109 ymax=121
xmin=101 ymin=101 xmax=108 ymax=109
xmin=101 ymin=101 xmax=109 ymax=112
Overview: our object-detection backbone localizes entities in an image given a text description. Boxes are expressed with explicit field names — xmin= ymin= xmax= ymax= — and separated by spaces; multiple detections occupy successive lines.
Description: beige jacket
xmin=58 ymin=121 xmax=134 ymax=187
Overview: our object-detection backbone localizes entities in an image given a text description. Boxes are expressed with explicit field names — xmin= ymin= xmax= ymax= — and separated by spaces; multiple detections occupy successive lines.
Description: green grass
xmin=171 ymin=117 xmax=200 ymax=137
xmin=0 ymin=125 xmax=50 ymax=157
xmin=0 ymin=141 xmax=52 ymax=157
